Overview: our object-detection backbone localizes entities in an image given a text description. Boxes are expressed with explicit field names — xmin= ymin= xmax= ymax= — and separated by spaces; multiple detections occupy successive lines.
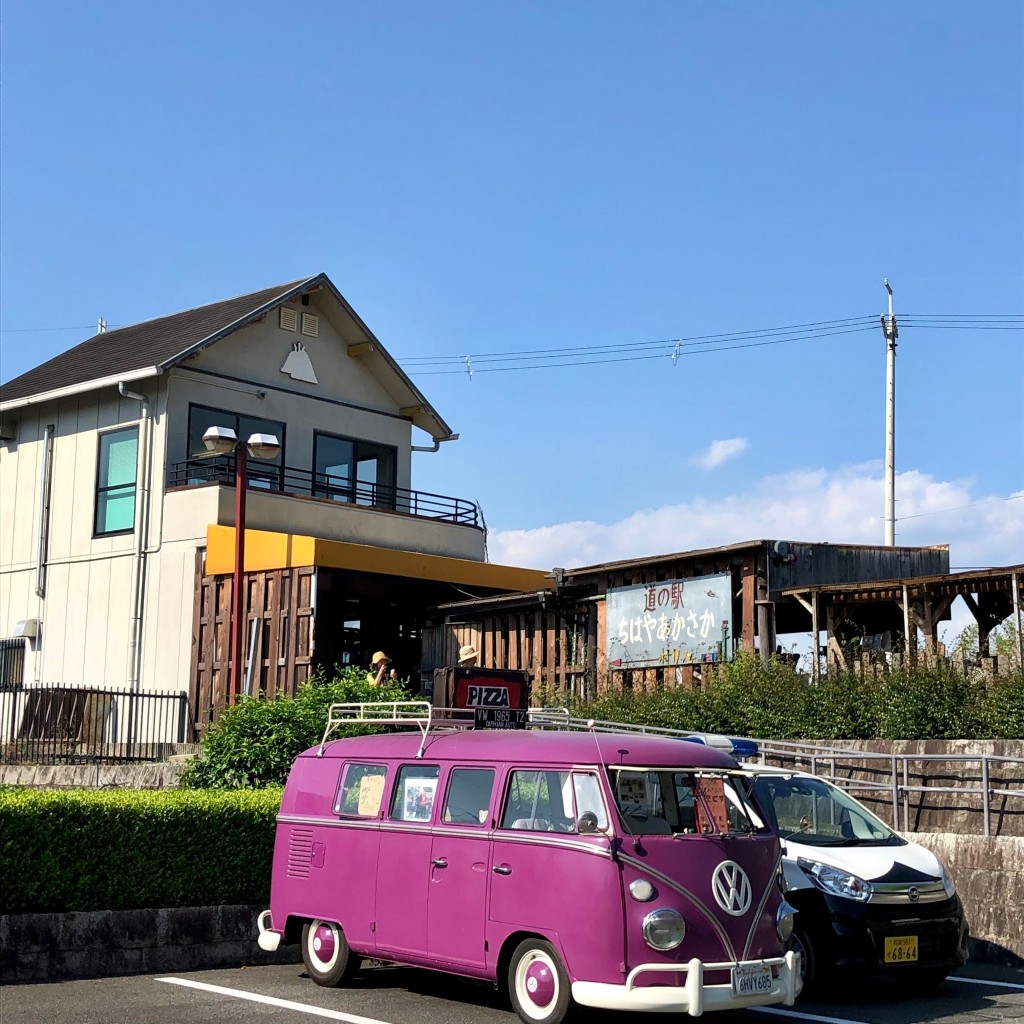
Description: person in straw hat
xmin=366 ymin=650 xmax=393 ymax=687
xmin=458 ymin=644 xmax=480 ymax=668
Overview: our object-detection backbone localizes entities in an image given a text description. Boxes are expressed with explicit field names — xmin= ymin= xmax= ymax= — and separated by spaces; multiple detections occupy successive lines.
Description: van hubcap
xmin=312 ymin=925 xmax=336 ymax=964
xmin=523 ymin=955 xmax=555 ymax=1008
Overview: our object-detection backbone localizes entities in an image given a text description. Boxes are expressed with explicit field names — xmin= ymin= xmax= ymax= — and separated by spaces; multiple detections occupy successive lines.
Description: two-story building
xmin=0 ymin=274 xmax=549 ymax=732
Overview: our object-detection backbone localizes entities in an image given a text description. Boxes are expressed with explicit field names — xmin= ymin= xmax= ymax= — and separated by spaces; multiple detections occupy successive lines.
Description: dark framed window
xmin=334 ymin=762 xmax=388 ymax=817
xmin=186 ymin=404 xmax=286 ymax=489
xmin=95 ymin=426 xmax=139 ymax=535
xmin=442 ymin=767 xmax=496 ymax=826
xmin=314 ymin=431 xmax=396 ymax=508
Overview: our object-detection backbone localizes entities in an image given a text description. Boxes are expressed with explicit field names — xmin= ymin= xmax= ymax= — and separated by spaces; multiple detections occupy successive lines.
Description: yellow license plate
xmin=884 ymin=936 xmax=919 ymax=963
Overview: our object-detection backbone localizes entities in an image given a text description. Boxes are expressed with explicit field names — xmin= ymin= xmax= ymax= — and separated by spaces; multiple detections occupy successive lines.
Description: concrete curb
xmin=1 ymin=905 xmax=299 ymax=984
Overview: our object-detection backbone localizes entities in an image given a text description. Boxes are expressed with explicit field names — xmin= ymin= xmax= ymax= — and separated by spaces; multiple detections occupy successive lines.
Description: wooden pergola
xmin=782 ymin=564 xmax=1024 ymax=680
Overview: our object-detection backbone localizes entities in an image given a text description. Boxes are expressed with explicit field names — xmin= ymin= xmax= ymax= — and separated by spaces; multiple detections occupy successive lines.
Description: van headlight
xmin=776 ymin=901 xmax=797 ymax=941
xmin=797 ymin=858 xmax=871 ymax=902
xmin=642 ymin=908 xmax=686 ymax=950
xmin=940 ymin=864 xmax=956 ymax=899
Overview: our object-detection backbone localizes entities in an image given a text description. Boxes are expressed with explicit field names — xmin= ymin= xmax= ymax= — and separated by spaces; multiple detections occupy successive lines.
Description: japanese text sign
xmin=606 ymin=573 xmax=731 ymax=668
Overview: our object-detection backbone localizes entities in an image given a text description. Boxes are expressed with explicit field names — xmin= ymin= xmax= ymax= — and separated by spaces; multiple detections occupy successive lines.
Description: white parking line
xmin=751 ymin=1007 xmax=870 ymax=1024
xmin=156 ymin=977 xmax=394 ymax=1023
xmin=951 ymin=976 xmax=1024 ymax=992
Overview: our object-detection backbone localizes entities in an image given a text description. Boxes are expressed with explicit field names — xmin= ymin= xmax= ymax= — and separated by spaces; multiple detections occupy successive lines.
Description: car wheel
xmin=788 ymin=924 xmax=825 ymax=994
xmin=301 ymin=919 xmax=360 ymax=987
xmin=508 ymin=938 xmax=573 ymax=1024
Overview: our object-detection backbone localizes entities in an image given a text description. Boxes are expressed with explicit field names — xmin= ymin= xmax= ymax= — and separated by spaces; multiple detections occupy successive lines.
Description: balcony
xmin=167 ymin=458 xmax=480 ymax=526
xmin=164 ymin=458 xmax=486 ymax=561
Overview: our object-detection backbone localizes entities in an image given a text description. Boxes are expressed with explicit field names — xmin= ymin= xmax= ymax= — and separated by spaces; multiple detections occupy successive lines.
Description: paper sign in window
xmin=402 ymin=778 xmax=437 ymax=822
xmin=695 ymin=777 xmax=729 ymax=835
xmin=358 ymin=773 xmax=385 ymax=816
xmin=617 ymin=774 xmax=649 ymax=807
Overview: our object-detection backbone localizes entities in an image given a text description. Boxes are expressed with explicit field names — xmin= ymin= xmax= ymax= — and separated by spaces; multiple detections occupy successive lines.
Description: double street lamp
xmin=202 ymin=426 xmax=281 ymax=704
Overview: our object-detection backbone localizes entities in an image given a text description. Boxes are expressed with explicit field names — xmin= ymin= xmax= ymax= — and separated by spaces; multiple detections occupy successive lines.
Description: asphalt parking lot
xmin=3 ymin=961 xmax=1024 ymax=1024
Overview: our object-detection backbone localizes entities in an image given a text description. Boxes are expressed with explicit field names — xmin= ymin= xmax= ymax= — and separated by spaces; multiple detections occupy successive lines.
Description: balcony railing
xmin=167 ymin=458 xmax=481 ymax=526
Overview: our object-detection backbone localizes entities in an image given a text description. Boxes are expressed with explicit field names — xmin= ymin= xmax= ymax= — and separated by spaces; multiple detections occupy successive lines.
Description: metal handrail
xmin=166 ymin=458 xmax=481 ymax=526
xmin=752 ymin=741 xmax=1024 ymax=837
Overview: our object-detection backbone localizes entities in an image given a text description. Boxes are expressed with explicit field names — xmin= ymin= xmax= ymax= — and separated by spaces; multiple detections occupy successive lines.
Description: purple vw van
xmin=258 ymin=703 xmax=800 ymax=1022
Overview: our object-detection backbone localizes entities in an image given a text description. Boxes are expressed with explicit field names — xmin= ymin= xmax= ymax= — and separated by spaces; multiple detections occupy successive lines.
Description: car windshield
xmin=609 ymin=768 xmax=769 ymax=837
xmin=750 ymin=773 xmax=904 ymax=847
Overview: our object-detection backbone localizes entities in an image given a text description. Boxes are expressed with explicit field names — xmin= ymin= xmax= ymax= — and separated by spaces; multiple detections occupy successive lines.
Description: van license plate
xmin=732 ymin=964 xmax=774 ymax=997
xmin=884 ymin=936 xmax=919 ymax=963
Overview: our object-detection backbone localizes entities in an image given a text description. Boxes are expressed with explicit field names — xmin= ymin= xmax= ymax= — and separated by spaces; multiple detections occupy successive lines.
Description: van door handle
xmin=431 ymin=858 xmax=448 ymax=868
xmin=492 ymin=864 xmax=512 ymax=875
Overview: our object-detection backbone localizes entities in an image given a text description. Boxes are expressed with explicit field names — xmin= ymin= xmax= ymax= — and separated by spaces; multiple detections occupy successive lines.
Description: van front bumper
xmin=256 ymin=909 xmax=282 ymax=952
xmin=572 ymin=951 xmax=801 ymax=1015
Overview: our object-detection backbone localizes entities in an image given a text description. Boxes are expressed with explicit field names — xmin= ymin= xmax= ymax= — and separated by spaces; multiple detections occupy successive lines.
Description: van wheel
xmin=301 ymin=919 xmax=360 ymax=987
xmin=508 ymin=938 xmax=572 ymax=1024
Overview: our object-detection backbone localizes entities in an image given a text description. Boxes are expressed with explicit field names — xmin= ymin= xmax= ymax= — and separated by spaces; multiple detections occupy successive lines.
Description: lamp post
xmin=202 ymin=426 xmax=281 ymax=705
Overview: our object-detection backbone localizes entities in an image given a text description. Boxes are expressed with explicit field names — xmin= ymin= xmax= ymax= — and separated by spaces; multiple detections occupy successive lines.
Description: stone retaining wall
xmin=0 ymin=905 xmax=299 ymax=984
xmin=913 ymin=833 xmax=1024 ymax=967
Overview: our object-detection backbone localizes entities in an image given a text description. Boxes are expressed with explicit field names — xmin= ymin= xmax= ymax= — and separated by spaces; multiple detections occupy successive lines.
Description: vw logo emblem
xmin=907 ymin=886 xmax=920 ymax=903
xmin=712 ymin=860 xmax=753 ymax=916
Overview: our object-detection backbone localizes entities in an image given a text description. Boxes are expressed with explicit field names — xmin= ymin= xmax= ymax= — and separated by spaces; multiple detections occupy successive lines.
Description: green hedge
xmin=550 ymin=655 xmax=1024 ymax=741
xmin=0 ymin=787 xmax=280 ymax=913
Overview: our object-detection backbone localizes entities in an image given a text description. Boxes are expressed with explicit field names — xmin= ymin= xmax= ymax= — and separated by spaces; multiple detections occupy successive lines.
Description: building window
xmin=0 ymin=638 xmax=26 ymax=691
xmin=95 ymin=426 xmax=139 ymax=535
xmin=314 ymin=432 xmax=396 ymax=509
xmin=186 ymin=404 xmax=285 ymax=489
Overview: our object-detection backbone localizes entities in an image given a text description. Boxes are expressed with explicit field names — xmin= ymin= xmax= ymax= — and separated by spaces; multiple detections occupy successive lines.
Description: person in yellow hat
xmin=367 ymin=651 xmax=392 ymax=687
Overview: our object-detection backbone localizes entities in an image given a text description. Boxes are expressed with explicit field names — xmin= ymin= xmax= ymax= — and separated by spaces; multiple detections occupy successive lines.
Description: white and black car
xmin=738 ymin=765 xmax=969 ymax=993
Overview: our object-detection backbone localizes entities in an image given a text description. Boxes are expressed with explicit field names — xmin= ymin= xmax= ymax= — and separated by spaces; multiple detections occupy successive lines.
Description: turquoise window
xmin=95 ymin=427 xmax=139 ymax=534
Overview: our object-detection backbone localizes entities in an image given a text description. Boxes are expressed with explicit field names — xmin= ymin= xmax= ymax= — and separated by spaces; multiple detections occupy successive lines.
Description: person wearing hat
xmin=458 ymin=644 xmax=480 ymax=668
xmin=367 ymin=651 xmax=392 ymax=687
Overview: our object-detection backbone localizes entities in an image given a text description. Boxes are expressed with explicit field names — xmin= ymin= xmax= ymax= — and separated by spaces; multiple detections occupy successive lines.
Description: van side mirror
xmin=578 ymin=811 xmax=599 ymax=834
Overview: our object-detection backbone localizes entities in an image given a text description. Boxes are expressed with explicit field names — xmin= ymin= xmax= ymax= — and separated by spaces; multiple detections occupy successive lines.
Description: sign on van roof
xmin=606 ymin=573 xmax=731 ymax=668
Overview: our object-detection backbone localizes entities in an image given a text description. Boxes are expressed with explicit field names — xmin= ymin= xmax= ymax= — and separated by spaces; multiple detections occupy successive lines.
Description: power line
xmin=410 ymin=325 xmax=881 ymax=374
xmin=896 ymin=494 xmax=1024 ymax=522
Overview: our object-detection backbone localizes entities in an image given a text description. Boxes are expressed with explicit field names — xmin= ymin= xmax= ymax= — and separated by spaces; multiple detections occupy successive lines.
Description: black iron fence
xmin=166 ymin=458 xmax=481 ymax=526
xmin=0 ymin=683 xmax=191 ymax=764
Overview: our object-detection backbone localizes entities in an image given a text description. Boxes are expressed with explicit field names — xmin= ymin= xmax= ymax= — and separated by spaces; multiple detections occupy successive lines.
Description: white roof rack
xmin=316 ymin=701 xmax=474 ymax=759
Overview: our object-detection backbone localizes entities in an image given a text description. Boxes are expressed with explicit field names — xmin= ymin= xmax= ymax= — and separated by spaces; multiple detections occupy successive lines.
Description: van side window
xmin=442 ymin=768 xmax=496 ymax=826
xmin=500 ymin=769 xmax=574 ymax=832
xmin=390 ymin=764 xmax=440 ymax=823
xmin=572 ymin=772 xmax=609 ymax=831
xmin=334 ymin=762 xmax=388 ymax=817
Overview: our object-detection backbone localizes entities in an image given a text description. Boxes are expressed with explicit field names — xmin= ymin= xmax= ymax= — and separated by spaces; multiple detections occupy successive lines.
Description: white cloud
xmin=489 ymin=463 xmax=1024 ymax=574
xmin=693 ymin=437 xmax=748 ymax=469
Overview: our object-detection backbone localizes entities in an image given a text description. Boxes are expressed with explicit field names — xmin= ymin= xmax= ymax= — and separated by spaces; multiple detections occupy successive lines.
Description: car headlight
xmin=940 ymin=864 xmax=956 ymax=899
xmin=797 ymin=858 xmax=871 ymax=902
xmin=776 ymin=901 xmax=797 ymax=942
xmin=642 ymin=908 xmax=686 ymax=950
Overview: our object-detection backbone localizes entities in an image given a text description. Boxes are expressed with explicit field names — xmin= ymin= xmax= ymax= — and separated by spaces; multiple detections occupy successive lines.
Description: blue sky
xmin=2 ymin=2 xmax=1022 ymax=621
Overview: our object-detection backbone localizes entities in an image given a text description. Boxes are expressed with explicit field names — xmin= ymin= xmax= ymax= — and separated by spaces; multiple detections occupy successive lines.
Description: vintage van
xmin=257 ymin=702 xmax=801 ymax=1023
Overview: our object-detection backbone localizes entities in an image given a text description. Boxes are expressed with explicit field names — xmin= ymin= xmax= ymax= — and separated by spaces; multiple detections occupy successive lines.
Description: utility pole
xmin=881 ymin=280 xmax=898 ymax=546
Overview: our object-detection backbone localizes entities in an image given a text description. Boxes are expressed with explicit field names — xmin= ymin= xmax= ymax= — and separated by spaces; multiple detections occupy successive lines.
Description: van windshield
xmin=610 ymin=768 xmax=767 ymax=837
xmin=750 ymin=774 xmax=904 ymax=847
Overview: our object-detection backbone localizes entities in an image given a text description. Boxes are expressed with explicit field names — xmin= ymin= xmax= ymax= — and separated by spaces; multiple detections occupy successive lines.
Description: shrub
xmin=984 ymin=673 xmax=1024 ymax=739
xmin=0 ymin=788 xmax=280 ymax=913
xmin=179 ymin=667 xmax=408 ymax=790
xmin=874 ymin=666 xmax=988 ymax=740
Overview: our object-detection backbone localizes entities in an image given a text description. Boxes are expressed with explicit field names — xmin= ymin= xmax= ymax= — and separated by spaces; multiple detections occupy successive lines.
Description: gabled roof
xmin=0 ymin=273 xmax=453 ymax=438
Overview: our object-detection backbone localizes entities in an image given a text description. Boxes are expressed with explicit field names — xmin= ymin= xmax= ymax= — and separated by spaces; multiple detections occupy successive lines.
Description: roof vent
xmin=279 ymin=307 xmax=298 ymax=332
xmin=301 ymin=312 xmax=319 ymax=338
